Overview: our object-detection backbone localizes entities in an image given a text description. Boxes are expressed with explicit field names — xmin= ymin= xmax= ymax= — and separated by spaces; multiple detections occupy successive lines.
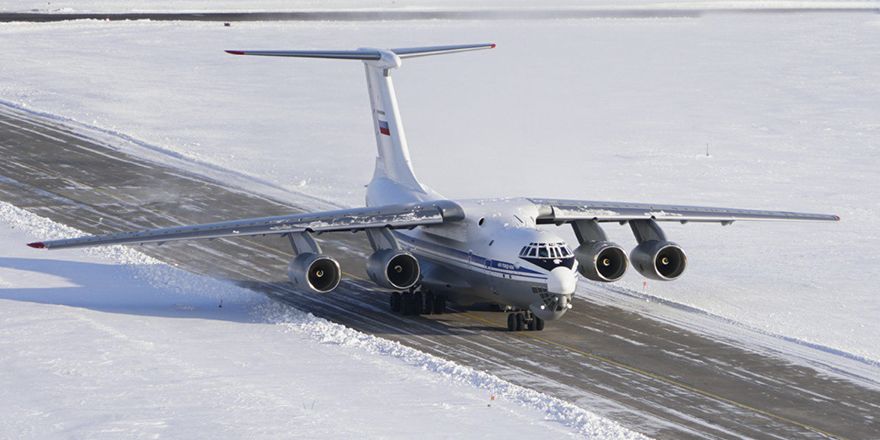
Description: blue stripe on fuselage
xmin=394 ymin=231 xmax=547 ymax=280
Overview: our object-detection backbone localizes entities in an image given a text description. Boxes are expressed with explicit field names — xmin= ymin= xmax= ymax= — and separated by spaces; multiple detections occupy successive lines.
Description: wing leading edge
xmin=529 ymin=198 xmax=839 ymax=224
xmin=29 ymin=200 xmax=465 ymax=250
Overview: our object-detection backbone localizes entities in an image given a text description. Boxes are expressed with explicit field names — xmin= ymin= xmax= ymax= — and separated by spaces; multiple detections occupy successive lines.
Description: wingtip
xmin=27 ymin=242 xmax=46 ymax=249
xmin=225 ymin=50 xmax=245 ymax=55
xmin=489 ymin=43 xmax=496 ymax=49
xmin=833 ymin=215 xmax=841 ymax=221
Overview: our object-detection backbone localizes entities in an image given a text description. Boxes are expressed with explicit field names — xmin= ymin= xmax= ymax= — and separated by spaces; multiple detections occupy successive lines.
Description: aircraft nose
xmin=547 ymin=266 xmax=577 ymax=295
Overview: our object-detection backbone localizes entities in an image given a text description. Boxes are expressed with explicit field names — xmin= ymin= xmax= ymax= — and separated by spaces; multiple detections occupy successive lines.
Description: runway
xmin=1 ymin=105 xmax=878 ymax=439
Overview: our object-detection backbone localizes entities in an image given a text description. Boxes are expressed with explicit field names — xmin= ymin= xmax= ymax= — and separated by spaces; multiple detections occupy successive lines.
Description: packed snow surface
xmin=0 ymin=13 xmax=877 ymax=363
xmin=0 ymin=201 xmax=644 ymax=439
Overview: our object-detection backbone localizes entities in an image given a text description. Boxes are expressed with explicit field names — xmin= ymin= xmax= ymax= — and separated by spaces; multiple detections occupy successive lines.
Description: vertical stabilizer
xmin=362 ymin=53 xmax=424 ymax=192
xmin=225 ymin=43 xmax=495 ymax=201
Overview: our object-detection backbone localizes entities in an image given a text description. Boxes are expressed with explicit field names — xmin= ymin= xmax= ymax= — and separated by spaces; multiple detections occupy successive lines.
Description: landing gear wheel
xmin=423 ymin=291 xmax=435 ymax=315
xmin=413 ymin=291 xmax=424 ymax=315
xmin=401 ymin=292 xmax=414 ymax=315
xmin=514 ymin=312 xmax=525 ymax=331
xmin=527 ymin=315 xmax=537 ymax=331
xmin=507 ymin=313 xmax=516 ymax=331
xmin=534 ymin=316 xmax=545 ymax=331
xmin=433 ymin=296 xmax=446 ymax=314
xmin=390 ymin=292 xmax=401 ymax=313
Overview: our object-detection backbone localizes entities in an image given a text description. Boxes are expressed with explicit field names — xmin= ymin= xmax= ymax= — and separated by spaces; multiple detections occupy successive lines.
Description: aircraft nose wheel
xmin=507 ymin=311 xmax=543 ymax=332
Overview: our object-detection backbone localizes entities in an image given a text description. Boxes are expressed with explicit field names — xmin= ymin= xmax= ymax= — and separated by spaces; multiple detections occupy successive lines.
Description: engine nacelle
xmin=574 ymin=241 xmax=629 ymax=282
xmin=630 ymin=240 xmax=687 ymax=281
xmin=367 ymin=249 xmax=420 ymax=290
xmin=287 ymin=253 xmax=342 ymax=293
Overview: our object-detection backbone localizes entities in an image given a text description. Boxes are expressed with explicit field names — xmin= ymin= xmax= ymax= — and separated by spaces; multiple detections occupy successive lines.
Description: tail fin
xmin=226 ymin=43 xmax=495 ymax=196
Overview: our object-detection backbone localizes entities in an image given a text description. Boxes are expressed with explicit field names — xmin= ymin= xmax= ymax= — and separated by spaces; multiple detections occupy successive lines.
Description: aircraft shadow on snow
xmin=0 ymin=257 xmax=255 ymax=323
xmin=0 ymin=258 xmax=503 ymax=334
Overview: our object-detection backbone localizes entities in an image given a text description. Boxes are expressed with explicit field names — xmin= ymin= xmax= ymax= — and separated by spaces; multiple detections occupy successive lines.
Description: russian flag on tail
xmin=378 ymin=120 xmax=390 ymax=136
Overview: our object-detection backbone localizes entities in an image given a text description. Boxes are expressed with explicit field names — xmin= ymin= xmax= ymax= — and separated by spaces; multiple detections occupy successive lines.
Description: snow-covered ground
xmin=1 ymin=14 xmax=877 ymax=363
xmin=0 ymin=200 xmax=644 ymax=439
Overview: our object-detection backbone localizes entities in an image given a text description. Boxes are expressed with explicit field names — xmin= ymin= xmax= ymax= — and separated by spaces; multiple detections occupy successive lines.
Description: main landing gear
xmin=507 ymin=310 xmax=544 ymax=332
xmin=390 ymin=290 xmax=446 ymax=316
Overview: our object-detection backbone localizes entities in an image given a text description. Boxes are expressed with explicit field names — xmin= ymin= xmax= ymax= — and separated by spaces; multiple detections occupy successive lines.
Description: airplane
xmin=28 ymin=43 xmax=839 ymax=332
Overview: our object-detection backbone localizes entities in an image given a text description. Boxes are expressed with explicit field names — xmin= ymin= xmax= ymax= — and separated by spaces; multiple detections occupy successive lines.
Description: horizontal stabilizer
xmin=391 ymin=43 xmax=496 ymax=58
xmin=225 ymin=49 xmax=381 ymax=60
xmin=225 ymin=43 xmax=495 ymax=61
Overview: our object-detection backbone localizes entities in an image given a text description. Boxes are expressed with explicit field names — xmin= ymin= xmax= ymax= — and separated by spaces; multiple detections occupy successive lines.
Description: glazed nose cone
xmin=547 ymin=267 xmax=577 ymax=295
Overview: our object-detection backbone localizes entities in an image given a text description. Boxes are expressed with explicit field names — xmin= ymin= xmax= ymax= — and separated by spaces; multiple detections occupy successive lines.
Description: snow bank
xmin=260 ymin=301 xmax=645 ymax=439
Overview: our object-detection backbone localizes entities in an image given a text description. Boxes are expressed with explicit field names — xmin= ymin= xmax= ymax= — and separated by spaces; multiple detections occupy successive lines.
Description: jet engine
xmin=287 ymin=253 xmax=342 ymax=293
xmin=574 ymin=241 xmax=628 ymax=282
xmin=630 ymin=241 xmax=687 ymax=281
xmin=367 ymin=249 xmax=420 ymax=290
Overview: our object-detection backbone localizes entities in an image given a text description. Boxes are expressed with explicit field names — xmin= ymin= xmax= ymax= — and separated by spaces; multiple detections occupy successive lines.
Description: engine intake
xmin=574 ymin=241 xmax=628 ymax=282
xmin=630 ymin=241 xmax=687 ymax=281
xmin=288 ymin=253 xmax=342 ymax=293
xmin=367 ymin=249 xmax=420 ymax=290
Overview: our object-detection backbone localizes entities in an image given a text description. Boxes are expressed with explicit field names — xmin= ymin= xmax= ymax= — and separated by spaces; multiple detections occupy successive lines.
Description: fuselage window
xmin=560 ymin=247 xmax=570 ymax=257
xmin=520 ymin=246 xmax=528 ymax=256
xmin=538 ymin=246 xmax=548 ymax=258
xmin=528 ymin=247 xmax=537 ymax=257
xmin=549 ymin=247 xmax=558 ymax=258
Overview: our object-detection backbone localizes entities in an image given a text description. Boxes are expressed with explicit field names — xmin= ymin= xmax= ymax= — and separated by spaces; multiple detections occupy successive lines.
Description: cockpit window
xmin=522 ymin=242 xmax=573 ymax=260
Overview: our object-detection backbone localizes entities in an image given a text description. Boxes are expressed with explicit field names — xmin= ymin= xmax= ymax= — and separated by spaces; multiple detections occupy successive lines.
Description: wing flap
xmin=32 ymin=200 xmax=464 ymax=250
xmin=529 ymin=198 xmax=839 ymax=224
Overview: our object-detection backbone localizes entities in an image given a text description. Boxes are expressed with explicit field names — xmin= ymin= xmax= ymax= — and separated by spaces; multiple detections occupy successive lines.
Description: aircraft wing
xmin=28 ymin=200 xmax=465 ymax=250
xmin=529 ymin=198 xmax=839 ymax=224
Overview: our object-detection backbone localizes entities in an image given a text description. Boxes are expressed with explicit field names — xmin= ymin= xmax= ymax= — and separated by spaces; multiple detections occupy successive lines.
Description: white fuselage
xmin=367 ymin=177 xmax=578 ymax=321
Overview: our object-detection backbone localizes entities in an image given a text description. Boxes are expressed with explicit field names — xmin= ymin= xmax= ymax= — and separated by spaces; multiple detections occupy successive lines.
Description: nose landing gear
xmin=507 ymin=311 xmax=544 ymax=332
